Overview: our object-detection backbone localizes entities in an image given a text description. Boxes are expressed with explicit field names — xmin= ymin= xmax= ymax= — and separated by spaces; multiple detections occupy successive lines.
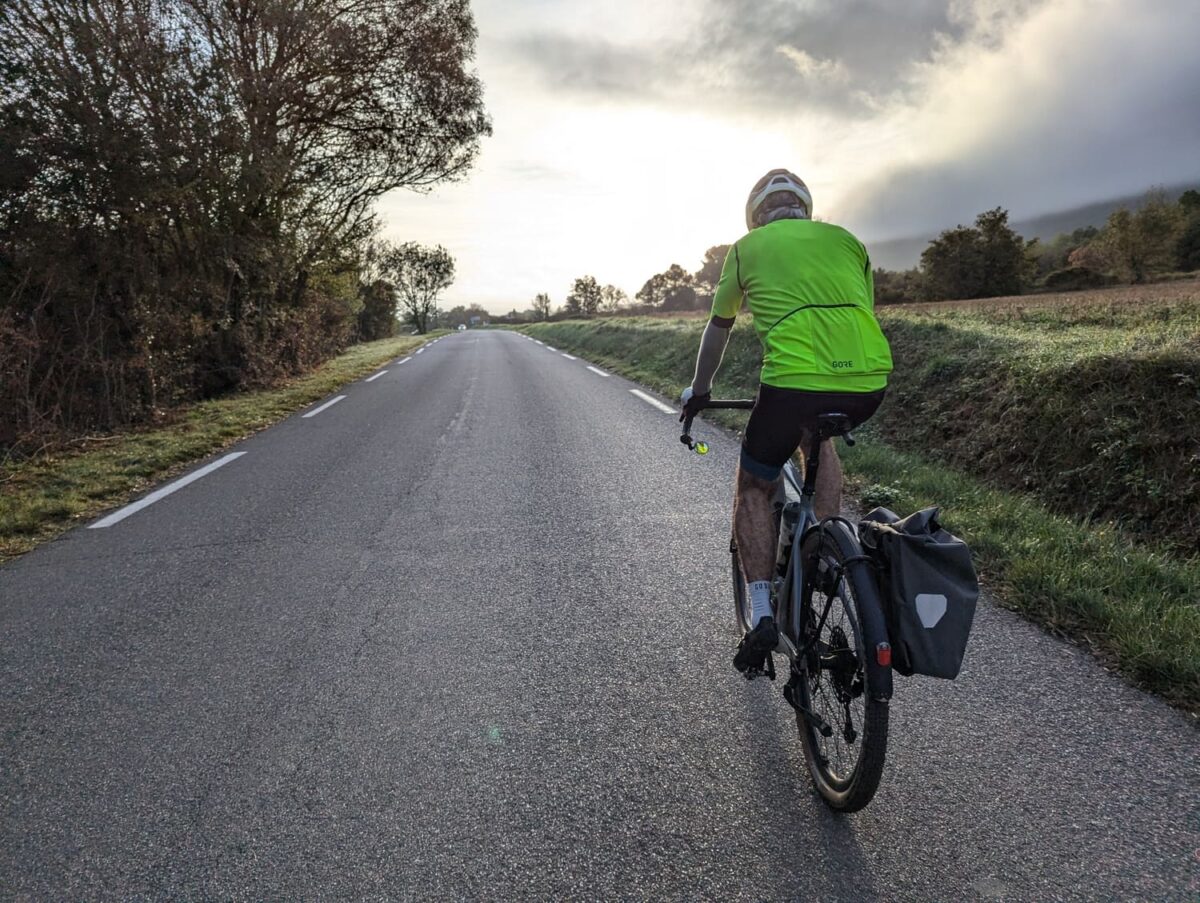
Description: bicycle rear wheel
xmin=731 ymin=538 xmax=752 ymax=634
xmin=794 ymin=520 xmax=889 ymax=813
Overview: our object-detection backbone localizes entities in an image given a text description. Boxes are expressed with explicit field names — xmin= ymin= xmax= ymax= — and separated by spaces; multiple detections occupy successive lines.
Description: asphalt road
xmin=2 ymin=330 xmax=1197 ymax=901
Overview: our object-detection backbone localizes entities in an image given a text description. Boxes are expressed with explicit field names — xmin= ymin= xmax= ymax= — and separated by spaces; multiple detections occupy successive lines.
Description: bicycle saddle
xmin=816 ymin=412 xmax=856 ymax=440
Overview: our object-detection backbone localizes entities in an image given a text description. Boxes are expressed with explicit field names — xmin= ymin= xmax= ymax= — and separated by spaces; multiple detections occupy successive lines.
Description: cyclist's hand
xmin=679 ymin=386 xmax=710 ymax=422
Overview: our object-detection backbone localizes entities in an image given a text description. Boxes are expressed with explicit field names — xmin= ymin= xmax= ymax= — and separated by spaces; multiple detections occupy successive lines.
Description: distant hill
xmin=867 ymin=183 xmax=1200 ymax=271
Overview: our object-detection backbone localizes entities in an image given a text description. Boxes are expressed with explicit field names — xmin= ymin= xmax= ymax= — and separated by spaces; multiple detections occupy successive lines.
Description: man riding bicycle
xmin=680 ymin=169 xmax=893 ymax=676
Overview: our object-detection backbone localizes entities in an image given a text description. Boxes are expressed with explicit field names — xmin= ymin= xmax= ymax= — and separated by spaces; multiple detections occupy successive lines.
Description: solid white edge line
xmin=89 ymin=452 xmax=246 ymax=529
xmin=397 ymin=357 xmax=411 ymax=364
xmin=561 ymin=353 xmax=577 ymax=360
xmin=630 ymin=389 xmax=676 ymax=414
xmin=586 ymin=365 xmax=609 ymax=377
xmin=302 ymin=395 xmax=347 ymax=418
xmin=365 ymin=370 xmax=388 ymax=382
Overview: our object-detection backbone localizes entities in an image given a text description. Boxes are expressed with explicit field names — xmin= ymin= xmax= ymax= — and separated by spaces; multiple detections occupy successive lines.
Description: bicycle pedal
xmin=741 ymin=654 xmax=776 ymax=682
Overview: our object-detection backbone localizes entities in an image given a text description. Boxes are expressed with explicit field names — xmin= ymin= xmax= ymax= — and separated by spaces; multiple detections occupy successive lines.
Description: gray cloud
xmin=500 ymin=0 xmax=1200 ymax=239
xmin=505 ymin=0 xmax=998 ymax=113
xmin=506 ymin=33 xmax=681 ymax=102
xmin=839 ymin=0 xmax=1200 ymax=237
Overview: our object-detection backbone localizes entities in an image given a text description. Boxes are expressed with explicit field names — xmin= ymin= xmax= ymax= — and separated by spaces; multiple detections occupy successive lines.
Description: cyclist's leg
xmin=733 ymin=462 xmax=778 ymax=586
xmin=810 ymin=435 xmax=842 ymax=520
xmin=733 ymin=386 xmax=804 ymax=661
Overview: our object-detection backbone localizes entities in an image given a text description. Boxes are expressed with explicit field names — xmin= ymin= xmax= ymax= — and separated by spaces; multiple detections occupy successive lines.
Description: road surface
xmin=2 ymin=330 xmax=1197 ymax=900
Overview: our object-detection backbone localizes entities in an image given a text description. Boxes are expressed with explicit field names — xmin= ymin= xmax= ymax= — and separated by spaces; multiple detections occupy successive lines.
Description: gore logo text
xmin=831 ymin=360 xmax=854 ymax=369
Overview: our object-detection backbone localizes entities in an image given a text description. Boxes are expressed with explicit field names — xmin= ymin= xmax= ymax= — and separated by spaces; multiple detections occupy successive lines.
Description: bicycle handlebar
xmin=680 ymin=398 xmax=755 ymax=453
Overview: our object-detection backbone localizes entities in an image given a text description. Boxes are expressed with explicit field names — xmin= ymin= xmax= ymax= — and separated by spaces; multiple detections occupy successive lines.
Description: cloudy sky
xmin=377 ymin=0 xmax=1200 ymax=312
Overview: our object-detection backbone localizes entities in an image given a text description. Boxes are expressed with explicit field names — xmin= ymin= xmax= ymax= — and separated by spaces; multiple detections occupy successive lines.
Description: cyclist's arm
xmin=691 ymin=320 xmax=730 ymax=394
xmin=691 ymin=244 xmax=742 ymax=393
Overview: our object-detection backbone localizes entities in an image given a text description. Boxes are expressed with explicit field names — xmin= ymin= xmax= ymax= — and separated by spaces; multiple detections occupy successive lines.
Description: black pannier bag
xmin=858 ymin=507 xmax=979 ymax=679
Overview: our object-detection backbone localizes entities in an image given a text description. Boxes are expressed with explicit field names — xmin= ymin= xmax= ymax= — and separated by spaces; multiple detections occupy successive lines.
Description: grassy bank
xmin=874 ymin=281 xmax=1200 ymax=557
xmin=520 ymin=315 xmax=1200 ymax=712
xmin=1 ymin=333 xmax=436 ymax=563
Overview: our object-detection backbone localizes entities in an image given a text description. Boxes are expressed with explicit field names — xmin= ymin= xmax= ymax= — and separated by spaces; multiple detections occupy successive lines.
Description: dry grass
xmin=1 ymin=333 xmax=436 ymax=562
xmin=894 ymin=276 xmax=1200 ymax=313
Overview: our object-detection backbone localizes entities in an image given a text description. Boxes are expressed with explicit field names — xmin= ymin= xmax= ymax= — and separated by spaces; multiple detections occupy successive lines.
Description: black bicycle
xmin=681 ymin=399 xmax=893 ymax=812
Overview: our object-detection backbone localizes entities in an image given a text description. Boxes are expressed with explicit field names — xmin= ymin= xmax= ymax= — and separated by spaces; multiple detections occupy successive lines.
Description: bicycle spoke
xmin=802 ymin=551 xmax=872 ymax=785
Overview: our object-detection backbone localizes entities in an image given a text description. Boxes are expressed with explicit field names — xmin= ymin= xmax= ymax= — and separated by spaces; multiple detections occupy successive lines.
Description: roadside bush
xmin=1043 ymin=266 xmax=1114 ymax=291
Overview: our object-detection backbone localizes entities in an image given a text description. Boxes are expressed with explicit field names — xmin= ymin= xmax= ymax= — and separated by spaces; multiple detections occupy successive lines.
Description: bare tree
xmin=383 ymin=243 xmax=455 ymax=334
xmin=567 ymin=276 xmax=602 ymax=318
xmin=600 ymin=284 xmax=628 ymax=312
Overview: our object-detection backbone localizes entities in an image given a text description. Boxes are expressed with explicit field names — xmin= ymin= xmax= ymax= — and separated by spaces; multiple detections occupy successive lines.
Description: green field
xmin=520 ymin=283 xmax=1200 ymax=712
xmin=0 ymin=333 xmax=437 ymax=563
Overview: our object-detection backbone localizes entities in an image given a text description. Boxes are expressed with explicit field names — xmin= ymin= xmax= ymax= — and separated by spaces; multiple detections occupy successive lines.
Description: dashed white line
xmin=534 ymin=340 xmax=545 ymax=345
xmin=546 ymin=345 xmax=557 ymax=351
xmin=586 ymin=365 xmax=610 ymax=377
xmin=561 ymin=353 xmax=577 ymax=360
xmin=630 ymin=389 xmax=676 ymax=414
xmin=365 ymin=370 xmax=388 ymax=382
xmin=89 ymin=452 xmax=246 ymax=529
xmin=302 ymin=395 xmax=347 ymax=418
xmin=396 ymin=356 xmax=412 ymax=365
xmin=416 ymin=347 xmax=424 ymax=354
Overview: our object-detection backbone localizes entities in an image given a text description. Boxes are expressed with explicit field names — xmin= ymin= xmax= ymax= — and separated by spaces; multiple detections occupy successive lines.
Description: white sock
xmin=749 ymin=581 xmax=773 ymax=627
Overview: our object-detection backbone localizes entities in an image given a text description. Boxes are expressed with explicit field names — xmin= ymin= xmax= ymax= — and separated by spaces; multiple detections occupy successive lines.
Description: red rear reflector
xmin=876 ymin=643 xmax=892 ymax=667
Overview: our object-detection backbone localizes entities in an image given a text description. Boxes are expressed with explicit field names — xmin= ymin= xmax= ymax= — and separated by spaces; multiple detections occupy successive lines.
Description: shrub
xmin=1043 ymin=266 xmax=1114 ymax=291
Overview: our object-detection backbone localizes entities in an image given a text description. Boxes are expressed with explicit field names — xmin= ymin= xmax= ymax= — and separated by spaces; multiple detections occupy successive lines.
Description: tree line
xmin=876 ymin=189 xmax=1200 ymax=304
xmin=0 ymin=0 xmax=488 ymax=450
xmin=502 ymin=188 xmax=1200 ymax=323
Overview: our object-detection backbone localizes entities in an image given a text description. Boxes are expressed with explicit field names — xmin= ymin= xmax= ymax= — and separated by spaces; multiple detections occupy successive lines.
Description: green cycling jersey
xmin=711 ymin=218 xmax=893 ymax=392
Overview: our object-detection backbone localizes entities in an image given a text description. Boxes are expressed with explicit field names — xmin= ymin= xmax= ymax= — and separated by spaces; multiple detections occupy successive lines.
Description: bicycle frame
xmin=771 ymin=459 xmax=816 ymax=664
xmin=681 ymin=400 xmax=893 ymax=701
xmin=773 ymin=448 xmax=896 ymax=717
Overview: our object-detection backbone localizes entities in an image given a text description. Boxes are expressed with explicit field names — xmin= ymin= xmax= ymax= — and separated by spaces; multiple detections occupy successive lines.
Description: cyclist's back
xmin=714 ymin=218 xmax=891 ymax=394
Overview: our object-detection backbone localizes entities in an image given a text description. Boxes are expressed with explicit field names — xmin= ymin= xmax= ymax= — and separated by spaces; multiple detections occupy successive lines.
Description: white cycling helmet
xmin=745 ymin=168 xmax=812 ymax=230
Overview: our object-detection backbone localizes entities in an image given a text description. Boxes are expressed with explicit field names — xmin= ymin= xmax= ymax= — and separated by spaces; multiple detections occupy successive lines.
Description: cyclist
xmin=680 ymin=169 xmax=893 ymax=676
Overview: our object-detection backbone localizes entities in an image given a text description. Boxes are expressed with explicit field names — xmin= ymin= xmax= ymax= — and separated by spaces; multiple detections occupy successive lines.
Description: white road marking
xmin=365 ymin=370 xmax=388 ymax=382
xmin=396 ymin=356 xmax=412 ymax=365
xmin=586 ymin=365 xmax=610 ymax=377
xmin=561 ymin=353 xmax=577 ymax=360
xmin=302 ymin=395 xmax=347 ymax=418
xmin=630 ymin=389 xmax=676 ymax=414
xmin=89 ymin=453 xmax=246 ymax=529
xmin=534 ymin=340 xmax=545 ymax=345
xmin=546 ymin=345 xmax=557 ymax=351
xmin=416 ymin=347 xmax=424 ymax=354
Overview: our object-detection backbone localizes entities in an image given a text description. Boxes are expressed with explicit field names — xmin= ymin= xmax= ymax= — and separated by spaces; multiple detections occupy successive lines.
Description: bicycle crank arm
xmin=783 ymin=678 xmax=834 ymax=738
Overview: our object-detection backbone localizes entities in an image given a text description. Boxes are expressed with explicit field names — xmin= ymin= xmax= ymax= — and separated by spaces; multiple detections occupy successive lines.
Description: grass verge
xmin=1 ymin=332 xmax=438 ymax=563
xmin=521 ymin=317 xmax=1200 ymax=713
xmin=872 ymin=282 xmax=1200 ymax=557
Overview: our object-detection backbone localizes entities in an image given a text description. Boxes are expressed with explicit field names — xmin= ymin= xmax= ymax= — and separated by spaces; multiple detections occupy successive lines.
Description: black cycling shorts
xmin=740 ymin=384 xmax=886 ymax=481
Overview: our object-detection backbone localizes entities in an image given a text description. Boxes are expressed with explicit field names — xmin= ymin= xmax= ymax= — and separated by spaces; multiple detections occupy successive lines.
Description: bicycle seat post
xmin=803 ymin=413 xmax=855 ymax=500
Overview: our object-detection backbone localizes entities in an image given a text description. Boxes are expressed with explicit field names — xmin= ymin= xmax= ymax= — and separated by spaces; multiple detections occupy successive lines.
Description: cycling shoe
xmin=734 ymin=616 xmax=779 ymax=678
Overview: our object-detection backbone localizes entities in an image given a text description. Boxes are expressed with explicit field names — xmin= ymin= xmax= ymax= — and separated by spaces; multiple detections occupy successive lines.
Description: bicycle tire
xmin=794 ymin=520 xmax=889 ymax=813
xmin=731 ymin=482 xmax=789 ymax=636
xmin=731 ymin=539 xmax=752 ymax=634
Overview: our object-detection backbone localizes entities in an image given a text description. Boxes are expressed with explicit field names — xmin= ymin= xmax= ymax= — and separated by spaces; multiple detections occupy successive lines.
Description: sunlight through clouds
xmin=378 ymin=0 xmax=1200 ymax=312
